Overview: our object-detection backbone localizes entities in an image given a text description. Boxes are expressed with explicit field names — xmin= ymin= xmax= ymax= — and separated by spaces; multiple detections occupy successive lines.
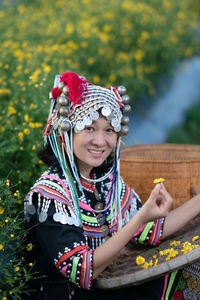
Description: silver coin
xmin=60 ymin=214 xmax=68 ymax=224
xmin=76 ymin=120 xmax=85 ymax=131
xmin=83 ymin=116 xmax=92 ymax=126
xmin=26 ymin=205 xmax=36 ymax=215
xmin=101 ymin=106 xmax=111 ymax=117
xmin=53 ymin=212 xmax=62 ymax=222
xmin=66 ymin=216 xmax=74 ymax=225
xmin=106 ymin=112 xmax=114 ymax=121
xmin=74 ymin=127 xmax=82 ymax=134
xmin=89 ymin=111 xmax=99 ymax=121
xmin=111 ymin=118 xmax=120 ymax=127
xmin=114 ymin=125 xmax=121 ymax=132
xmin=39 ymin=212 xmax=47 ymax=223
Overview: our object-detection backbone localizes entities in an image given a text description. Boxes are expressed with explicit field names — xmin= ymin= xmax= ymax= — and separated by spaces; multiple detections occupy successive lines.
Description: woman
xmin=23 ymin=72 xmax=200 ymax=299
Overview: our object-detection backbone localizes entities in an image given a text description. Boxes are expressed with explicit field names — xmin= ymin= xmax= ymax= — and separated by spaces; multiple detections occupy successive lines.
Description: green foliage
xmin=0 ymin=178 xmax=38 ymax=299
xmin=167 ymin=102 xmax=200 ymax=145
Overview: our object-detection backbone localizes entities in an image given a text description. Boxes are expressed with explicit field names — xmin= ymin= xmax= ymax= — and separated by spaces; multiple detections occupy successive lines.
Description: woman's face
xmin=73 ymin=115 xmax=118 ymax=178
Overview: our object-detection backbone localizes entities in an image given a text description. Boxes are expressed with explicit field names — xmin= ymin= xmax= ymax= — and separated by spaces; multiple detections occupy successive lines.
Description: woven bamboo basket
xmin=120 ymin=144 xmax=200 ymax=208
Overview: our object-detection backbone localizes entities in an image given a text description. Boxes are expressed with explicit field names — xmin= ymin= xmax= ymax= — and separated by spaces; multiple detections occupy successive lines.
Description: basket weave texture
xmin=120 ymin=144 xmax=200 ymax=208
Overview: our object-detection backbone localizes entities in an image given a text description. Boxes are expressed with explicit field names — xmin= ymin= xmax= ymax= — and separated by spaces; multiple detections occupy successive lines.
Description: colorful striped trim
xmin=56 ymin=245 xmax=89 ymax=269
xmin=138 ymin=221 xmax=154 ymax=244
xmin=80 ymin=249 xmax=93 ymax=289
xmin=121 ymin=183 xmax=133 ymax=217
xmin=163 ymin=271 xmax=178 ymax=300
xmin=149 ymin=218 xmax=164 ymax=246
xmin=83 ymin=225 xmax=105 ymax=238
xmin=70 ymin=257 xmax=80 ymax=284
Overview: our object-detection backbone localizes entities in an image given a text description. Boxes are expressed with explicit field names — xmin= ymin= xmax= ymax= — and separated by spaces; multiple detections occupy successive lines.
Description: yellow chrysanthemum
xmin=154 ymin=178 xmax=165 ymax=184
xmin=0 ymin=207 xmax=4 ymax=214
xmin=192 ymin=235 xmax=199 ymax=242
xmin=136 ymin=256 xmax=145 ymax=265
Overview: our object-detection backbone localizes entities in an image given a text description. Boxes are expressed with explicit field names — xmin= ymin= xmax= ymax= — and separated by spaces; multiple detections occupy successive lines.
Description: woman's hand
xmin=137 ymin=183 xmax=174 ymax=224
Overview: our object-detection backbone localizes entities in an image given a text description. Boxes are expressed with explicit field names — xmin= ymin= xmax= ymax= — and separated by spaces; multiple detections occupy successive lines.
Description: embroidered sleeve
xmin=32 ymin=198 xmax=94 ymax=290
xmin=119 ymin=177 xmax=165 ymax=246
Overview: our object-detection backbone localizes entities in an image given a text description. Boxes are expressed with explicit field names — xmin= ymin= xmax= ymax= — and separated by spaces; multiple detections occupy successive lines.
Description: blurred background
xmin=0 ymin=0 xmax=200 ymax=297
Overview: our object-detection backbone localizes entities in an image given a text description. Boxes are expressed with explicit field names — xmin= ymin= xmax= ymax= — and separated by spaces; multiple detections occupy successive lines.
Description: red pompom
xmin=51 ymin=72 xmax=88 ymax=104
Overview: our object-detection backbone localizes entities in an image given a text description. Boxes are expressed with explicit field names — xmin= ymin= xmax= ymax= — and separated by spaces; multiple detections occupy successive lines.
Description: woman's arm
xmin=93 ymin=183 xmax=173 ymax=277
xmin=162 ymin=184 xmax=200 ymax=239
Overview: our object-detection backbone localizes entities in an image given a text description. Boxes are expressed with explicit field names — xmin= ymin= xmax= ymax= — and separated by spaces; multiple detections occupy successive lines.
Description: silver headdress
xmin=43 ymin=72 xmax=131 ymax=138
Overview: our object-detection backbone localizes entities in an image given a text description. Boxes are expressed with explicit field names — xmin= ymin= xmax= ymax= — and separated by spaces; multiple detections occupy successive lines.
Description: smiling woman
xmin=22 ymin=72 xmax=200 ymax=300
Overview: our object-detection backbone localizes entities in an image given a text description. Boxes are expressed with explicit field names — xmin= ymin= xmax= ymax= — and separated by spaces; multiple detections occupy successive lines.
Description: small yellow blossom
xmin=170 ymin=241 xmax=181 ymax=247
xmin=18 ymin=132 xmax=24 ymax=140
xmin=2 ymin=297 xmax=7 ymax=300
xmin=15 ymin=266 xmax=20 ymax=272
xmin=26 ymin=243 xmax=33 ymax=251
xmin=136 ymin=256 xmax=145 ymax=265
xmin=0 ymin=244 xmax=4 ymax=250
xmin=32 ymin=145 xmax=36 ymax=151
xmin=6 ymin=179 xmax=10 ymax=187
xmin=10 ymin=234 xmax=15 ymax=238
xmin=29 ymin=262 xmax=33 ymax=267
xmin=0 ymin=88 xmax=11 ymax=95
xmin=24 ymin=128 xmax=30 ymax=135
xmin=154 ymin=259 xmax=158 ymax=266
xmin=154 ymin=178 xmax=165 ymax=184
xmin=141 ymin=262 xmax=150 ymax=269
xmin=0 ymin=207 xmax=4 ymax=214
xmin=192 ymin=236 xmax=199 ymax=242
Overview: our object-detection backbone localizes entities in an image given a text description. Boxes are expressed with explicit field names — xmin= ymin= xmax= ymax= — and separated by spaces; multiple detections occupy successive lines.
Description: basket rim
xmin=121 ymin=143 xmax=200 ymax=162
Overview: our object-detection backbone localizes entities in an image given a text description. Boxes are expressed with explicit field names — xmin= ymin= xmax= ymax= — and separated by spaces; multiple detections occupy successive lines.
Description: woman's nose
xmin=92 ymin=131 xmax=106 ymax=147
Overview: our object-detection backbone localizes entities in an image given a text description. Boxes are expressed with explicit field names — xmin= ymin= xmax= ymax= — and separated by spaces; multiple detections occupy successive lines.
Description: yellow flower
xmin=18 ymin=132 xmax=24 ymax=140
xmin=141 ymin=262 xmax=149 ymax=269
xmin=29 ymin=262 xmax=33 ymax=267
xmin=66 ymin=23 xmax=74 ymax=34
xmin=0 ymin=88 xmax=11 ymax=95
xmin=24 ymin=128 xmax=30 ymax=135
xmin=0 ymin=244 xmax=4 ymax=250
xmin=154 ymin=259 xmax=158 ymax=266
xmin=170 ymin=240 xmax=181 ymax=247
xmin=0 ymin=207 xmax=4 ymax=214
xmin=8 ymin=106 xmax=16 ymax=116
xmin=135 ymin=50 xmax=145 ymax=62
xmin=136 ymin=256 xmax=145 ymax=265
xmin=6 ymin=179 xmax=10 ymax=186
xmin=2 ymin=297 xmax=7 ymax=300
xmin=26 ymin=243 xmax=33 ymax=251
xmin=10 ymin=234 xmax=15 ymax=238
xmin=32 ymin=145 xmax=36 ymax=151
xmin=15 ymin=266 xmax=20 ymax=272
xmin=29 ymin=122 xmax=43 ymax=128
xmin=192 ymin=236 xmax=199 ymax=242
xmin=87 ymin=57 xmax=95 ymax=65
xmin=154 ymin=178 xmax=165 ymax=184
xmin=43 ymin=65 xmax=51 ymax=73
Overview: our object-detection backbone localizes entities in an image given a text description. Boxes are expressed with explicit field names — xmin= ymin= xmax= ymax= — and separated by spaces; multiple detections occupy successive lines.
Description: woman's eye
xmin=106 ymin=128 xmax=114 ymax=133
xmin=85 ymin=126 xmax=94 ymax=132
